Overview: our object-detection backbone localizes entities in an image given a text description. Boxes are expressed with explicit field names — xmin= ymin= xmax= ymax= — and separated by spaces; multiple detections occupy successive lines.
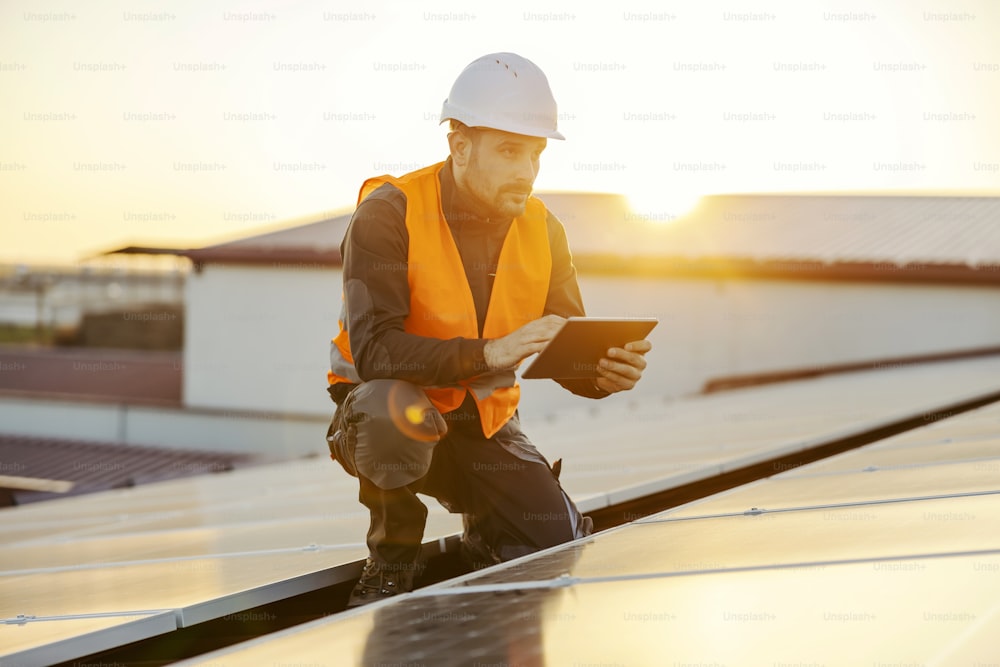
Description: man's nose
xmin=513 ymin=154 xmax=537 ymax=184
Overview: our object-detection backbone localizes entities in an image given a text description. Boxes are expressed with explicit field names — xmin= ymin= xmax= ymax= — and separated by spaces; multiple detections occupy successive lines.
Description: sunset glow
xmin=1 ymin=0 xmax=998 ymax=264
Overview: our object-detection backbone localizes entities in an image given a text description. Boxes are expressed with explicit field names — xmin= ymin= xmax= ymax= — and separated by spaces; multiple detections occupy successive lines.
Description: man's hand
xmin=484 ymin=315 xmax=565 ymax=371
xmin=594 ymin=339 xmax=652 ymax=394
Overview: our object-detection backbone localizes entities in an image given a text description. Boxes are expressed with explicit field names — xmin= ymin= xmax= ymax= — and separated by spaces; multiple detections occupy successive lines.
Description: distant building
xmin=0 ymin=262 xmax=184 ymax=331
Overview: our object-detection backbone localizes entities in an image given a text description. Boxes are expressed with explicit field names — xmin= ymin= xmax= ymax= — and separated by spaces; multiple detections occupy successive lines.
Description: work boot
xmin=346 ymin=558 xmax=418 ymax=608
xmin=459 ymin=514 xmax=502 ymax=571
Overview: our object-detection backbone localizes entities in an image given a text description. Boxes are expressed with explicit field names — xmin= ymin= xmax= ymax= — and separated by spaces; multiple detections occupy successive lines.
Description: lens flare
xmin=404 ymin=405 xmax=426 ymax=425
xmin=386 ymin=382 xmax=444 ymax=442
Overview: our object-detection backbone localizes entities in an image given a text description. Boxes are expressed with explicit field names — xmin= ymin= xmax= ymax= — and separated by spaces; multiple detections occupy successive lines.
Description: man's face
xmin=461 ymin=128 xmax=547 ymax=220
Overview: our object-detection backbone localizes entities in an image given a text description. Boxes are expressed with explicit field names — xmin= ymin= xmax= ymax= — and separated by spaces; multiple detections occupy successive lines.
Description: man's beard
xmin=467 ymin=156 xmax=532 ymax=220
xmin=492 ymin=187 xmax=531 ymax=219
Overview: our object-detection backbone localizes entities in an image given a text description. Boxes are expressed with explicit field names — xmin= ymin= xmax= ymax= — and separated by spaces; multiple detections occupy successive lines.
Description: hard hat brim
xmin=439 ymin=107 xmax=565 ymax=140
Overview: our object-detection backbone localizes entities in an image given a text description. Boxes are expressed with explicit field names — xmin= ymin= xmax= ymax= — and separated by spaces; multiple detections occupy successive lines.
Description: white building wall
xmin=184 ymin=264 xmax=341 ymax=416
xmin=184 ymin=264 xmax=1000 ymax=427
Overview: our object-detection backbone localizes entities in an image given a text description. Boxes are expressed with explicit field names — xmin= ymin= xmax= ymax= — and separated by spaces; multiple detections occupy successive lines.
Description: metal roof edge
xmin=0 ymin=390 xmax=329 ymax=424
xmin=573 ymin=255 xmax=1000 ymax=285
xmin=0 ymin=387 xmax=183 ymax=409
xmin=702 ymin=346 xmax=1000 ymax=393
xmin=178 ymin=253 xmax=1000 ymax=282
xmin=184 ymin=247 xmax=342 ymax=269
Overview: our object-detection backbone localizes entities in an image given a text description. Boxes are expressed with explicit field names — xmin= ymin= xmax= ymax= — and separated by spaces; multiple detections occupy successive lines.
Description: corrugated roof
xmin=183 ymin=215 xmax=351 ymax=267
xmin=0 ymin=434 xmax=253 ymax=506
xmin=157 ymin=194 xmax=1000 ymax=282
xmin=649 ymin=195 xmax=1000 ymax=266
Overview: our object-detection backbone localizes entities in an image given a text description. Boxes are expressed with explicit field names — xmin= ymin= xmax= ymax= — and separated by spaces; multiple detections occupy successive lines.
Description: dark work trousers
xmin=330 ymin=383 xmax=588 ymax=569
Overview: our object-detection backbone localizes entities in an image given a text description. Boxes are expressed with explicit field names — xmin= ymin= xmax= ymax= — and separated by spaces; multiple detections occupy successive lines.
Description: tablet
xmin=520 ymin=316 xmax=658 ymax=380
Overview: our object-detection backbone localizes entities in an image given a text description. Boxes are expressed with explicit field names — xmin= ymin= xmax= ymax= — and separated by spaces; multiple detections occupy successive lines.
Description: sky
xmin=1 ymin=0 xmax=998 ymax=265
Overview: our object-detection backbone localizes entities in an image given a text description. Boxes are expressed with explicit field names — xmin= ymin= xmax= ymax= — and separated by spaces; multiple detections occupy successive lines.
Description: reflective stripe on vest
xmin=328 ymin=161 xmax=551 ymax=438
xmin=327 ymin=295 xmax=361 ymax=386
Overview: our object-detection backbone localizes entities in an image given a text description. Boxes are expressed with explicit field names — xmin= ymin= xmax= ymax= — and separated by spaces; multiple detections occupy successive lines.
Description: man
xmin=326 ymin=52 xmax=652 ymax=607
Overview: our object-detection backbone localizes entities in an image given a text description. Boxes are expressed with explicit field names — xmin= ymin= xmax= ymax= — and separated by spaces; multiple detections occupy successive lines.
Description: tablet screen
xmin=520 ymin=317 xmax=658 ymax=380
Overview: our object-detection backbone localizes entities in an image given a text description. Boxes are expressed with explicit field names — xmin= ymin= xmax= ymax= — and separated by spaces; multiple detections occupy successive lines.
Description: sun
xmin=625 ymin=188 xmax=703 ymax=225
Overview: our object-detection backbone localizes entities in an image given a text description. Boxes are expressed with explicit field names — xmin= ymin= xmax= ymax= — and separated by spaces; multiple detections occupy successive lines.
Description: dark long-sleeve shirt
xmin=339 ymin=158 xmax=606 ymax=403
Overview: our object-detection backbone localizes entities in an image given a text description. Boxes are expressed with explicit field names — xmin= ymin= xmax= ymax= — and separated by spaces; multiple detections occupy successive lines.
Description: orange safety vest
xmin=328 ymin=162 xmax=552 ymax=437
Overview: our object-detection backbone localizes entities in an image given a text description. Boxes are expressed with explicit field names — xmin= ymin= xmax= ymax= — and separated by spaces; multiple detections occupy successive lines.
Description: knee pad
xmin=332 ymin=379 xmax=448 ymax=489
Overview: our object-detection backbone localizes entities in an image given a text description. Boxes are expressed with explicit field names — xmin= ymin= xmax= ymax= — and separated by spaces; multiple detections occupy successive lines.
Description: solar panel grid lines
xmin=0 ymin=510 xmax=466 ymax=604
xmin=0 ymin=458 xmax=365 ymax=547
xmin=437 ymin=495 xmax=1000 ymax=587
xmin=661 ymin=459 xmax=1000 ymax=517
xmin=774 ymin=440 xmax=1000 ymax=477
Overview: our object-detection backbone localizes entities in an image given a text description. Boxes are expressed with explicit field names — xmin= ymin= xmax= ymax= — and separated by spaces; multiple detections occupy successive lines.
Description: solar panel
xmin=662 ymin=459 xmax=1000 ymax=518
xmin=3 ymin=612 xmax=177 ymax=667
xmin=424 ymin=493 xmax=999 ymax=586
xmin=4 ymin=359 xmax=1000 ymax=665
xmin=0 ymin=458 xmax=464 ymax=666
xmin=173 ymin=554 xmax=1000 ymax=665
xmin=171 ymin=377 xmax=1000 ymax=665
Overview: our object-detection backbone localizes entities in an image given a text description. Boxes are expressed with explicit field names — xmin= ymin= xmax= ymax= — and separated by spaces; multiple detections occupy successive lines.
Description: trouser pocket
xmin=326 ymin=389 xmax=360 ymax=478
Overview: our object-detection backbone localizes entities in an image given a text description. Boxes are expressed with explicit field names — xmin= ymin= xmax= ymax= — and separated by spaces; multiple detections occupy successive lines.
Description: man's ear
xmin=448 ymin=129 xmax=472 ymax=167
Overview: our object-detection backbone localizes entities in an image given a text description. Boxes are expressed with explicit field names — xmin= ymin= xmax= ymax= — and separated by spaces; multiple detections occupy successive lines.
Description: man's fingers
xmin=596 ymin=367 xmax=637 ymax=392
xmin=623 ymin=339 xmax=652 ymax=354
xmin=606 ymin=347 xmax=648 ymax=372
xmin=541 ymin=318 xmax=566 ymax=337
xmin=598 ymin=358 xmax=641 ymax=382
xmin=591 ymin=340 xmax=651 ymax=394
xmin=522 ymin=329 xmax=559 ymax=346
xmin=519 ymin=315 xmax=565 ymax=343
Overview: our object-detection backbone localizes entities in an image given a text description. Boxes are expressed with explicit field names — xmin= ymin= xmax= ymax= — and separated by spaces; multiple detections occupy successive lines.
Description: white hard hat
xmin=440 ymin=52 xmax=565 ymax=140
